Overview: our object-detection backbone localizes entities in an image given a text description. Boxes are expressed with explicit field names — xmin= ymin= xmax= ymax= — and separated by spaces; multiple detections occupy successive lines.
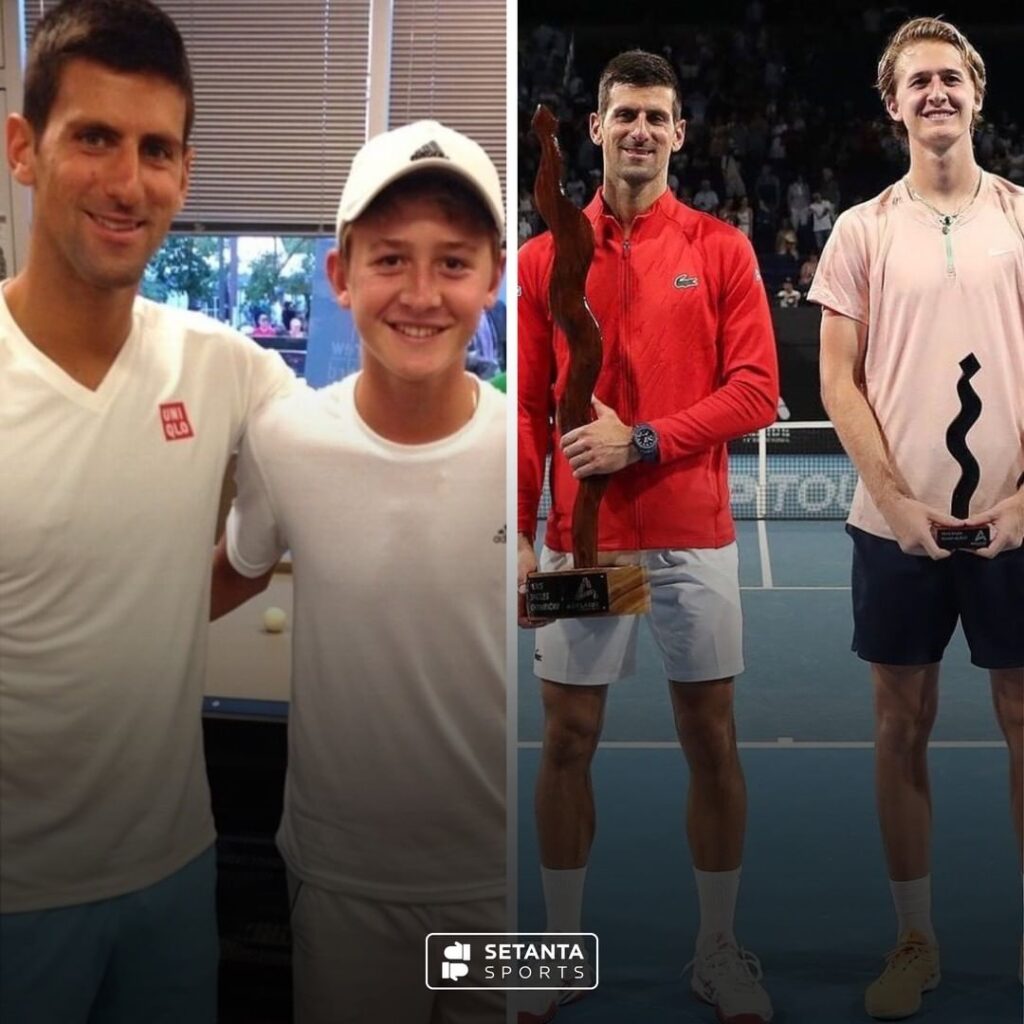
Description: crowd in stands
xmin=244 ymin=303 xmax=307 ymax=340
xmin=518 ymin=12 xmax=1023 ymax=300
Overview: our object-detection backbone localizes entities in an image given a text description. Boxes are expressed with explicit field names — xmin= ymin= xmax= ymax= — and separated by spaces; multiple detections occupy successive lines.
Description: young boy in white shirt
xmin=213 ymin=120 xmax=507 ymax=1024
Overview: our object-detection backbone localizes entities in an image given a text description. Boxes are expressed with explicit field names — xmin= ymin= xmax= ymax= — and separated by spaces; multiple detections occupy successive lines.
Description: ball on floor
xmin=263 ymin=606 xmax=287 ymax=633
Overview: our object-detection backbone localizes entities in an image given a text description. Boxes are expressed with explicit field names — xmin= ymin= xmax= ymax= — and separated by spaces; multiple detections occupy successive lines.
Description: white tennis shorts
xmin=287 ymin=873 xmax=505 ymax=1024
xmin=533 ymin=544 xmax=744 ymax=684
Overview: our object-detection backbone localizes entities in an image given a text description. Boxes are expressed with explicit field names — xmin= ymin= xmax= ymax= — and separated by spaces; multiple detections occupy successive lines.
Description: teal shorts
xmin=0 ymin=846 xmax=218 ymax=1024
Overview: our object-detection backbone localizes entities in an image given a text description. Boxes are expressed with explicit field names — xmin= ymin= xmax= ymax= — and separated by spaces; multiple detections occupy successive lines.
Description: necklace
xmin=905 ymin=172 xmax=983 ymax=235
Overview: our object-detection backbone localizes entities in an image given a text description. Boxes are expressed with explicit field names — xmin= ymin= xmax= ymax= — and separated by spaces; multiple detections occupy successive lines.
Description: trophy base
xmin=525 ymin=566 xmax=651 ymax=619
xmin=935 ymin=526 xmax=991 ymax=550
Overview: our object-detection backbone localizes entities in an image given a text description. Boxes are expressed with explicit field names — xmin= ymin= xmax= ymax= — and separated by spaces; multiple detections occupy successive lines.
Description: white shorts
xmin=287 ymin=873 xmax=505 ymax=1024
xmin=533 ymin=544 xmax=744 ymax=684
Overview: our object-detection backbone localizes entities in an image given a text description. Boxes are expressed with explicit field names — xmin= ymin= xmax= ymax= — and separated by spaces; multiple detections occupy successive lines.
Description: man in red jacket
xmin=517 ymin=50 xmax=779 ymax=1024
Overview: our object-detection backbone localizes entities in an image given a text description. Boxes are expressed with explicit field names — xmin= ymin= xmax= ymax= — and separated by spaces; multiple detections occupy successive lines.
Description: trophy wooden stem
xmin=525 ymin=105 xmax=650 ymax=618
xmin=532 ymin=104 xmax=608 ymax=568
xmin=569 ymin=478 xmax=607 ymax=571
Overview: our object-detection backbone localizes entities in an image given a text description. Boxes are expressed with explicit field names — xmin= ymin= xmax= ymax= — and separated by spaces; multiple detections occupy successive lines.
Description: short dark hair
xmin=597 ymin=50 xmax=681 ymax=120
xmin=341 ymin=169 xmax=501 ymax=261
xmin=24 ymin=0 xmax=194 ymax=141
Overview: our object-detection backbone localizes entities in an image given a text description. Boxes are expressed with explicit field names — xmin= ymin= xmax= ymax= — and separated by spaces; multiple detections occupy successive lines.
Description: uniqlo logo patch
xmin=160 ymin=401 xmax=194 ymax=441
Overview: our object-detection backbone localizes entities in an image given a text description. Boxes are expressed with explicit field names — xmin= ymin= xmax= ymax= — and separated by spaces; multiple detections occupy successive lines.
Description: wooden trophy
xmin=524 ymin=105 xmax=650 ymax=619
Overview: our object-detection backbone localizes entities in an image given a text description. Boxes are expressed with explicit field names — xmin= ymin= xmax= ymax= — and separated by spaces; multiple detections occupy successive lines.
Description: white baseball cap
xmin=335 ymin=120 xmax=504 ymax=236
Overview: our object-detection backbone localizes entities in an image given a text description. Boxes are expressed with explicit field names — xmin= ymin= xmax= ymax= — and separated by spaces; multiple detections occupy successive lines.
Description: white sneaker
xmin=687 ymin=934 xmax=773 ymax=1023
xmin=514 ymin=961 xmax=593 ymax=1023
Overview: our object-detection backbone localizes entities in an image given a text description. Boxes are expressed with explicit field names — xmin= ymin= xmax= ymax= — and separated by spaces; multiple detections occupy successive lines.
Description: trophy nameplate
xmin=935 ymin=527 xmax=990 ymax=551
xmin=525 ymin=565 xmax=650 ymax=619
xmin=525 ymin=105 xmax=650 ymax=618
xmin=935 ymin=353 xmax=990 ymax=550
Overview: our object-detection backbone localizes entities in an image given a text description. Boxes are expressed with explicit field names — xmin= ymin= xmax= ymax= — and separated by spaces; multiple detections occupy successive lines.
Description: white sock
xmin=694 ymin=867 xmax=740 ymax=951
xmin=890 ymin=876 xmax=935 ymax=944
xmin=541 ymin=865 xmax=587 ymax=934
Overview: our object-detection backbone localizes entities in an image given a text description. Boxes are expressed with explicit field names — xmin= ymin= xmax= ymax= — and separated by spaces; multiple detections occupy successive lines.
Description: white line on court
xmin=740 ymin=585 xmax=849 ymax=591
xmin=517 ymin=740 xmax=1003 ymax=750
xmin=756 ymin=519 xmax=773 ymax=589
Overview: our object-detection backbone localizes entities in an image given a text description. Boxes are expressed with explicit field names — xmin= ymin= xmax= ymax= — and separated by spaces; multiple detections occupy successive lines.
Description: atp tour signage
xmin=729 ymin=459 xmax=858 ymax=517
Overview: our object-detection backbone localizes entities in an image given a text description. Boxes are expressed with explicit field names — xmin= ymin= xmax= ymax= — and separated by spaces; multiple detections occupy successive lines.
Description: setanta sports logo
xmin=159 ymin=402 xmax=194 ymax=441
xmin=425 ymin=932 xmax=598 ymax=991
xmin=441 ymin=941 xmax=472 ymax=981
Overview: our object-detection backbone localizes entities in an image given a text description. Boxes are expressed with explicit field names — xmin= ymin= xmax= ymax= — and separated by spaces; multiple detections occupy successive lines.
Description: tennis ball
xmin=263 ymin=607 xmax=287 ymax=633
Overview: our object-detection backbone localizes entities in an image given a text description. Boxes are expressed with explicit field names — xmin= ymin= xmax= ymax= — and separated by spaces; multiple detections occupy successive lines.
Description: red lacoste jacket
xmin=518 ymin=189 xmax=779 ymax=551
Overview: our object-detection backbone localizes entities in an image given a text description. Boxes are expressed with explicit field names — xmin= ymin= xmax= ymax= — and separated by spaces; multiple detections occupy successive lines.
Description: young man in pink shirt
xmin=811 ymin=17 xmax=1024 ymax=1020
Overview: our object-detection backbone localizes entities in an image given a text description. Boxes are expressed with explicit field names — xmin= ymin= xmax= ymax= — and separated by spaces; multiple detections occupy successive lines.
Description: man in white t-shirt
xmin=212 ymin=121 xmax=507 ymax=1024
xmin=808 ymin=191 xmax=836 ymax=252
xmin=811 ymin=16 xmax=1023 ymax=1021
xmin=693 ymin=177 xmax=720 ymax=214
xmin=0 ymin=2 xmax=293 ymax=1022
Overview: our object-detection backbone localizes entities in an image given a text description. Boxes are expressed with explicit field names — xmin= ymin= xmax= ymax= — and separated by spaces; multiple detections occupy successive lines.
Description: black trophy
xmin=935 ymin=353 xmax=991 ymax=550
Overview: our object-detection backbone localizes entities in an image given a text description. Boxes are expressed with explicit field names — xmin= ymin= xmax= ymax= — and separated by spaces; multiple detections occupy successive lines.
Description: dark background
xmin=517 ymin=1 xmax=1023 ymax=418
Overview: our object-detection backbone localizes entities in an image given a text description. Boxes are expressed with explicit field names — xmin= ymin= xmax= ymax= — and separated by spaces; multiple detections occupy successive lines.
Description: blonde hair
xmin=877 ymin=17 xmax=986 ymax=128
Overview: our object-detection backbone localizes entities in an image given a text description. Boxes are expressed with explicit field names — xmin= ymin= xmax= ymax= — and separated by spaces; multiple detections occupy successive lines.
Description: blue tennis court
xmin=516 ymin=518 xmax=1020 ymax=1023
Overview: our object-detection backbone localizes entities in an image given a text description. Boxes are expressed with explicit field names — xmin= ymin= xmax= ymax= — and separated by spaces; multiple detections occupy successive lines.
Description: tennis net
xmin=728 ymin=421 xmax=855 ymax=519
xmin=536 ymin=421 xmax=856 ymax=521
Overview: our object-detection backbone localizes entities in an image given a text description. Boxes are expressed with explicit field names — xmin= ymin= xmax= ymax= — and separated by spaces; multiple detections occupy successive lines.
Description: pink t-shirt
xmin=809 ymin=173 xmax=1024 ymax=540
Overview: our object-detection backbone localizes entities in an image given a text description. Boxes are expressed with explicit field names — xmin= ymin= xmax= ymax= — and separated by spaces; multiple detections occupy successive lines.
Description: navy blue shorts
xmin=0 ymin=847 xmax=217 ymax=1024
xmin=847 ymin=525 xmax=1024 ymax=669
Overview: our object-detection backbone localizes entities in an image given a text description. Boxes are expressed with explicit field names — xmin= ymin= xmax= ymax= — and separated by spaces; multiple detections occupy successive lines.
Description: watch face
xmin=634 ymin=425 xmax=658 ymax=453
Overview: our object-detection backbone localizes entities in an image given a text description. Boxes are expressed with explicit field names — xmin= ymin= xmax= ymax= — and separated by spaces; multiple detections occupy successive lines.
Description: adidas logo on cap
xmin=411 ymin=141 xmax=448 ymax=161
